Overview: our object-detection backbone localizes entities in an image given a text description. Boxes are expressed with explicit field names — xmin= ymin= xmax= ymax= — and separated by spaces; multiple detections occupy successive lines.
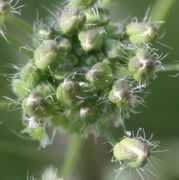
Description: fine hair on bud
xmin=112 ymin=128 xmax=164 ymax=180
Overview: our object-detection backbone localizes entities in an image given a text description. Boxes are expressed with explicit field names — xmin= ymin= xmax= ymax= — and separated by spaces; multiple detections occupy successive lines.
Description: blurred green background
xmin=0 ymin=0 xmax=179 ymax=179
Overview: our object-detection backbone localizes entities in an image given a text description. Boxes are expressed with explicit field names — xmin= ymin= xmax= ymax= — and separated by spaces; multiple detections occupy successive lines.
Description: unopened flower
xmin=86 ymin=62 xmax=113 ymax=90
xmin=85 ymin=8 xmax=109 ymax=26
xmin=56 ymin=79 xmax=84 ymax=107
xmin=78 ymin=27 xmax=105 ymax=52
xmin=108 ymin=80 xmax=144 ymax=121
xmin=20 ymin=62 xmax=42 ymax=88
xmin=34 ymin=40 xmax=60 ymax=71
xmin=56 ymin=9 xmax=86 ymax=35
xmin=112 ymin=128 xmax=163 ymax=179
xmin=22 ymin=92 xmax=55 ymax=119
xmin=128 ymin=49 xmax=155 ymax=82
xmin=126 ymin=22 xmax=159 ymax=45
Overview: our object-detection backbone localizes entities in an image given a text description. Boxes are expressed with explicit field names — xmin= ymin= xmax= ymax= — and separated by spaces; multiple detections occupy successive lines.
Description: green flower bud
xmin=11 ymin=79 xmax=30 ymax=100
xmin=70 ymin=0 xmax=96 ymax=9
xmin=22 ymin=92 xmax=54 ymax=118
xmin=33 ymin=27 xmax=54 ymax=47
xmin=56 ymin=9 xmax=86 ymax=35
xmin=57 ymin=37 xmax=72 ymax=54
xmin=20 ymin=62 xmax=42 ymax=88
xmin=38 ymin=29 xmax=53 ymax=40
xmin=104 ymin=38 xmax=123 ymax=58
xmin=56 ymin=79 xmax=84 ymax=107
xmin=108 ymin=80 xmax=130 ymax=108
xmin=80 ymin=106 xmax=98 ymax=124
xmin=113 ymin=137 xmax=149 ymax=168
xmin=34 ymin=40 xmax=60 ymax=71
xmin=128 ymin=49 xmax=155 ymax=82
xmin=35 ymin=82 xmax=55 ymax=97
xmin=126 ymin=22 xmax=159 ymax=45
xmin=86 ymin=62 xmax=113 ymax=90
xmin=78 ymin=28 xmax=105 ymax=52
xmin=85 ymin=8 xmax=109 ymax=26
xmin=105 ymin=22 xmax=125 ymax=39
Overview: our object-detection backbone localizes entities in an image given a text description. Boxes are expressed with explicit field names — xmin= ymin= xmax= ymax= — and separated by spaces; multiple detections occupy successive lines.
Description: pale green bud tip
xmin=113 ymin=137 xmax=149 ymax=168
xmin=57 ymin=9 xmax=86 ymax=35
xmin=78 ymin=28 xmax=105 ymax=52
xmin=70 ymin=0 xmax=96 ymax=9
xmin=129 ymin=50 xmax=155 ymax=82
xmin=86 ymin=62 xmax=113 ymax=90
xmin=34 ymin=40 xmax=59 ymax=71
xmin=126 ymin=22 xmax=159 ymax=44
xmin=109 ymin=80 xmax=130 ymax=108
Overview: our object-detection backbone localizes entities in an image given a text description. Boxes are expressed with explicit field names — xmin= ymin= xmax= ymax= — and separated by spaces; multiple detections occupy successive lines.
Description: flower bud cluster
xmin=10 ymin=0 xmax=163 ymax=148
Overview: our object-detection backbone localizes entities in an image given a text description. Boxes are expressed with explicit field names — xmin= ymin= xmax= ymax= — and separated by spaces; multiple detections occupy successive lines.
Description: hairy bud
xmin=113 ymin=137 xmax=149 ymax=168
xmin=56 ymin=79 xmax=84 ymax=107
xmin=126 ymin=22 xmax=159 ymax=45
xmin=108 ymin=80 xmax=130 ymax=108
xmin=20 ymin=62 xmax=42 ymax=88
xmin=128 ymin=49 xmax=155 ymax=82
xmin=22 ymin=92 xmax=54 ymax=118
xmin=78 ymin=28 xmax=105 ymax=52
xmin=85 ymin=8 xmax=109 ymax=26
xmin=56 ymin=9 xmax=86 ymax=35
xmin=34 ymin=40 xmax=60 ymax=71
xmin=86 ymin=62 xmax=113 ymax=90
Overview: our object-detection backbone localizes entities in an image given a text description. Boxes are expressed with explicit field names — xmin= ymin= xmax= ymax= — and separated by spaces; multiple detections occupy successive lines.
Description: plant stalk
xmin=151 ymin=0 xmax=176 ymax=21
xmin=6 ymin=15 xmax=32 ymax=35
xmin=60 ymin=134 xmax=84 ymax=178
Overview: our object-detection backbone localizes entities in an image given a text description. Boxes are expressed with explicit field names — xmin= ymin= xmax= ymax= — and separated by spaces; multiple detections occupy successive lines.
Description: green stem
xmin=151 ymin=0 xmax=176 ymax=21
xmin=101 ymin=128 xmax=118 ymax=146
xmin=60 ymin=134 xmax=84 ymax=178
xmin=6 ymin=15 xmax=32 ymax=35
xmin=0 ymin=34 xmax=34 ymax=58
xmin=157 ymin=64 xmax=179 ymax=72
